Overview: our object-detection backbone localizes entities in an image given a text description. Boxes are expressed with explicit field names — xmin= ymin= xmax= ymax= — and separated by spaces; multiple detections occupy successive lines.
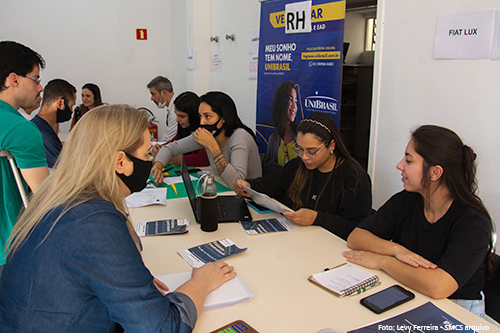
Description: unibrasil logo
xmin=304 ymin=93 xmax=338 ymax=113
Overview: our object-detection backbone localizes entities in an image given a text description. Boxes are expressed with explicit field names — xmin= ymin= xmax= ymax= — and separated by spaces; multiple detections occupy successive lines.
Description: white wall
xmin=0 ymin=0 xmax=183 ymax=137
xmin=207 ymin=0 xmax=261 ymax=130
xmin=370 ymin=1 xmax=500 ymax=241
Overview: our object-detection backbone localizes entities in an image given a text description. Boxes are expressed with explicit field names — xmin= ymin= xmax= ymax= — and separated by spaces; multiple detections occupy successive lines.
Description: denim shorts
xmin=450 ymin=292 xmax=485 ymax=318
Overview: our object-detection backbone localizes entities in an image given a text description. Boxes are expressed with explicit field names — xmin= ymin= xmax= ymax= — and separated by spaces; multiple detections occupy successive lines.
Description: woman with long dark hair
xmin=70 ymin=83 xmax=103 ymax=129
xmin=264 ymin=80 xmax=299 ymax=166
xmin=345 ymin=125 xmax=496 ymax=317
xmin=151 ymin=91 xmax=261 ymax=190
xmin=151 ymin=91 xmax=209 ymax=167
xmin=235 ymin=112 xmax=372 ymax=240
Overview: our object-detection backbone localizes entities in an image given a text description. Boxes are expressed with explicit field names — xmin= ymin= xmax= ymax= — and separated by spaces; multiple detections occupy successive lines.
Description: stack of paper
xmin=156 ymin=272 xmax=254 ymax=311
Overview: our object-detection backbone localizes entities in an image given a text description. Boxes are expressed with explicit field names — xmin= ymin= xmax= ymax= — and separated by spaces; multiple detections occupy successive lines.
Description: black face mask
xmin=201 ymin=116 xmax=223 ymax=137
xmin=116 ymin=152 xmax=153 ymax=194
xmin=56 ymin=101 xmax=73 ymax=123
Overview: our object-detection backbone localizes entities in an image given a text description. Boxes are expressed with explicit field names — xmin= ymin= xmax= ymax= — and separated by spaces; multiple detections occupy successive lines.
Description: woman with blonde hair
xmin=0 ymin=105 xmax=235 ymax=332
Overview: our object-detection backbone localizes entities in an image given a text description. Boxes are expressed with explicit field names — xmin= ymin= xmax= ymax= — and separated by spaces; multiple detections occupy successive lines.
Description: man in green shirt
xmin=0 ymin=41 xmax=50 ymax=272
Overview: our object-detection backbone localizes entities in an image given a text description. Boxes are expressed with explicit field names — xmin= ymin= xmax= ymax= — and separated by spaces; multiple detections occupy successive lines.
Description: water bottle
xmin=200 ymin=175 xmax=218 ymax=232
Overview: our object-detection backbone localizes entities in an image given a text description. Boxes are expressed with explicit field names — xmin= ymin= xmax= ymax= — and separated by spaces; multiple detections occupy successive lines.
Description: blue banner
xmin=256 ymin=0 xmax=345 ymax=157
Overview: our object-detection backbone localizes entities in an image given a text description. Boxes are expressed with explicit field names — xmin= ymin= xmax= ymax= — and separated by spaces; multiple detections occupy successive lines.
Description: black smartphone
xmin=175 ymin=168 xmax=201 ymax=175
xmin=360 ymin=285 xmax=415 ymax=314
xmin=247 ymin=200 xmax=273 ymax=214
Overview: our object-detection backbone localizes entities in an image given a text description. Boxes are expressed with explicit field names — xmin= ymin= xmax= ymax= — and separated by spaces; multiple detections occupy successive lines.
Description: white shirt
xmin=160 ymin=95 xmax=177 ymax=143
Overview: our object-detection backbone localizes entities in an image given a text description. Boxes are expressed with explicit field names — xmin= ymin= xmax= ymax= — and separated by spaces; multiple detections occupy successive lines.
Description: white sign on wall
xmin=491 ymin=10 xmax=500 ymax=60
xmin=434 ymin=10 xmax=495 ymax=59
xmin=285 ymin=1 xmax=312 ymax=34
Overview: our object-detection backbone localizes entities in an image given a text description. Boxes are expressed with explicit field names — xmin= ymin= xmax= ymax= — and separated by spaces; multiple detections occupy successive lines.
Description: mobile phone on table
xmin=360 ymin=285 xmax=415 ymax=314
xmin=247 ymin=200 xmax=273 ymax=214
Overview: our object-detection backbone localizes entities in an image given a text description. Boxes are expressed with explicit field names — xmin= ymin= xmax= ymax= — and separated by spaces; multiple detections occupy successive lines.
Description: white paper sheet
xmin=491 ymin=10 xmax=500 ymax=60
xmin=242 ymin=185 xmax=293 ymax=214
xmin=434 ymin=10 xmax=495 ymax=59
xmin=125 ymin=188 xmax=167 ymax=208
xmin=156 ymin=271 xmax=254 ymax=311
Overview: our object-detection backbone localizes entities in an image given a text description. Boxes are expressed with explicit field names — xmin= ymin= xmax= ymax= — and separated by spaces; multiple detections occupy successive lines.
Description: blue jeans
xmin=450 ymin=292 xmax=485 ymax=318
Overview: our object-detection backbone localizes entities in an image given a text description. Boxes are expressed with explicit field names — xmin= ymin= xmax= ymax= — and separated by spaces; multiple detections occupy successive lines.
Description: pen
xmin=162 ymin=166 xmax=173 ymax=172
xmin=163 ymin=173 xmax=178 ymax=177
xmin=347 ymin=282 xmax=381 ymax=297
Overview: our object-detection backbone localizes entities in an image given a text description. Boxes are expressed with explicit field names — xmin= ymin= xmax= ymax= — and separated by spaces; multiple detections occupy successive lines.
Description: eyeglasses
xmin=19 ymin=75 xmax=42 ymax=85
xmin=292 ymin=143 xmax=328 ymax=159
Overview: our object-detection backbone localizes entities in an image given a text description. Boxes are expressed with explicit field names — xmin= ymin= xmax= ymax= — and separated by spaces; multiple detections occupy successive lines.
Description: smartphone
xmin=360 ymin=285 xmax=415 ymax=314
xmin=247 ymin=200 xmax=273 ymax=214
xmin=175 ymin=168 xmax=201 ymax=175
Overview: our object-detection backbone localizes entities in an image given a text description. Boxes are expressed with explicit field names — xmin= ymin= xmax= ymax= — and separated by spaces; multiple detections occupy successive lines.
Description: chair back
xmin=484 ymin=253 xmax=500 ymax=322
xmin=0 ymin=150 xmax=29 ymax=208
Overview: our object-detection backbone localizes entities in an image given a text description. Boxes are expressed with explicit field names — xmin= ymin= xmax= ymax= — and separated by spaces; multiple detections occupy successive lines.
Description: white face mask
xmin=157 ymin=98 xmax=167 ymax=109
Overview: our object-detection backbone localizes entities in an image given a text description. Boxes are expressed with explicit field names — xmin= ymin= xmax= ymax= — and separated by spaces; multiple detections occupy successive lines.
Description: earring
xmin=330 ymin=150 xmax=334 ymax=155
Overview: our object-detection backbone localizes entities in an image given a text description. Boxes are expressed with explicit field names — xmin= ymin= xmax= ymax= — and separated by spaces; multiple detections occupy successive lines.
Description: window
xmin=365 ymin=17 xmax=376 ymax=51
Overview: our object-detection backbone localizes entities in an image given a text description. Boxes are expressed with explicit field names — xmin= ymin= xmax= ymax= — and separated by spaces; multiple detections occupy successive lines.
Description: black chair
xmin=484 ymin=253 xmax=500 ymax=322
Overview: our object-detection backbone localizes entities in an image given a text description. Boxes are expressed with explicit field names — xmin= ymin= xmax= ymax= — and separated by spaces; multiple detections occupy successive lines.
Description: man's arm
xmin=20 ymin=166 xmax=49 ymax=193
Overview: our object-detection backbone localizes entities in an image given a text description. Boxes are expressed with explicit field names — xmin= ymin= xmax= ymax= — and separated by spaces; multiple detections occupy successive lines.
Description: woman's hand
xmin=193 ymin=127 xmax=218 ymax=150
xmin=343 ymin=250 xmax=386 ymax=270
xmin=192 ymin=261 xmax=236 ymax=293
xmin=234 ymin=179 xmax=251 ymax=197
xmin=394 ymin=246 xmax=437 ymax=269
xmin=282 ymin=208 xmax=317 ymax=226
xmin=150 ymin=161 xmax=165 ymax=184
xmin=153 ymin=277 xmax=169 ymax=296
xmin=151 ymin=144 xmax=161 ymax=159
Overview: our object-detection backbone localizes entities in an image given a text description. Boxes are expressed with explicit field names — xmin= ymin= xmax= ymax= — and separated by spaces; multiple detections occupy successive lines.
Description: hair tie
xmin=300 ymin=118 xmax=332 ymax=135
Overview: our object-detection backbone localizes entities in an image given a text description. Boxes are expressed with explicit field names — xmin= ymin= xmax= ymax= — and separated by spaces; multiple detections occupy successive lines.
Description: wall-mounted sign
xmin=136 ymin=29 xmax=148 ymax=40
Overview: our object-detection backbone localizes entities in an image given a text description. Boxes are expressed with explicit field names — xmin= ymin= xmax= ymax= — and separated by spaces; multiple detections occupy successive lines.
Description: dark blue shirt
xmin=0 ymin=198 xmax=197 ymax=332
xmin=31 ymin=115 xmax=62 ymax=168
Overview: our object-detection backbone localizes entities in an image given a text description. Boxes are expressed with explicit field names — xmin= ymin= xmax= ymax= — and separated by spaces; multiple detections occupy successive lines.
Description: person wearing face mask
xmin=147 ymin=76 xmax=177 ymax=143
xmin=151 ymin=91 xmax=262 ymax=190
xmin=31 ymin=79 xmax=77 ymax=168
xmin=0 ymin=105 xmax=236 ymax=332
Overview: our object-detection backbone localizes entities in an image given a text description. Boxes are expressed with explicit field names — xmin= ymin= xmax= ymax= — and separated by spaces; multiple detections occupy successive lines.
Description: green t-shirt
xmin=0 ymin=100 xmax=47 ymax=265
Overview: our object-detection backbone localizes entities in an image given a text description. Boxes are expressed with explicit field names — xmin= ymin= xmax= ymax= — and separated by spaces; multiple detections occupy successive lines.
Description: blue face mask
xmin=56 ymin=101 xmax=73 ymax=123
xmin=116 ymin=152 xmax=153 ymax=194
xmin=201 ymin=116 xmax=223 ymax=137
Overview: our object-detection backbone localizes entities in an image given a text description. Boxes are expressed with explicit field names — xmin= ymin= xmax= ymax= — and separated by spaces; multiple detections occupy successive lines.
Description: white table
xmin=129 ymin=194 xmax=495 ymax=332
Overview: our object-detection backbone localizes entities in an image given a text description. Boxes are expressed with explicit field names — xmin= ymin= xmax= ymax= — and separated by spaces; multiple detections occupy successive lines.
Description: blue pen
xmin=162 ymin=166 xmax=174 ymax=172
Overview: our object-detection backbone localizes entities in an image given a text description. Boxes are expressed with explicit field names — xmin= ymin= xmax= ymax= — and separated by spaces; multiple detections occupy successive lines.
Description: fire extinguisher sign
xmin=136 ymin=29 xmax=147 ymax=40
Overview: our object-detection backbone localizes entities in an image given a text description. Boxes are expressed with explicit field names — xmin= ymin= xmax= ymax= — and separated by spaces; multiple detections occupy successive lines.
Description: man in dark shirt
xmin=31 ymin=79 xmax=76 ymax=168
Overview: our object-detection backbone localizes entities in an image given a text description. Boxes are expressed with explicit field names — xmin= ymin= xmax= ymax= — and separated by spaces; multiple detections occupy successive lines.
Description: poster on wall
xmin=256 ymin=0 xmax=346 ymax=161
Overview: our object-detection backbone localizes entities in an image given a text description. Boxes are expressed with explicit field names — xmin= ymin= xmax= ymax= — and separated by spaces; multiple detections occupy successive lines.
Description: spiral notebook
xmin=308 ymin=263 xmax=379 ymax=297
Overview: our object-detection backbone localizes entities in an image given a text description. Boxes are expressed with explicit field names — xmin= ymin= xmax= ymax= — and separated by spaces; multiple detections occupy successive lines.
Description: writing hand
xmin=151 ymin=143 xmax=161 ymax=159
xmin=282 ymin=208 xmax=317 ymax=226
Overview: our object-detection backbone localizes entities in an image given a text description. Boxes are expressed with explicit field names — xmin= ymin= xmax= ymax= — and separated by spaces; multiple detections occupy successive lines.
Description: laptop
xmin=180 ymin=155 xmax=252 ymax=223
